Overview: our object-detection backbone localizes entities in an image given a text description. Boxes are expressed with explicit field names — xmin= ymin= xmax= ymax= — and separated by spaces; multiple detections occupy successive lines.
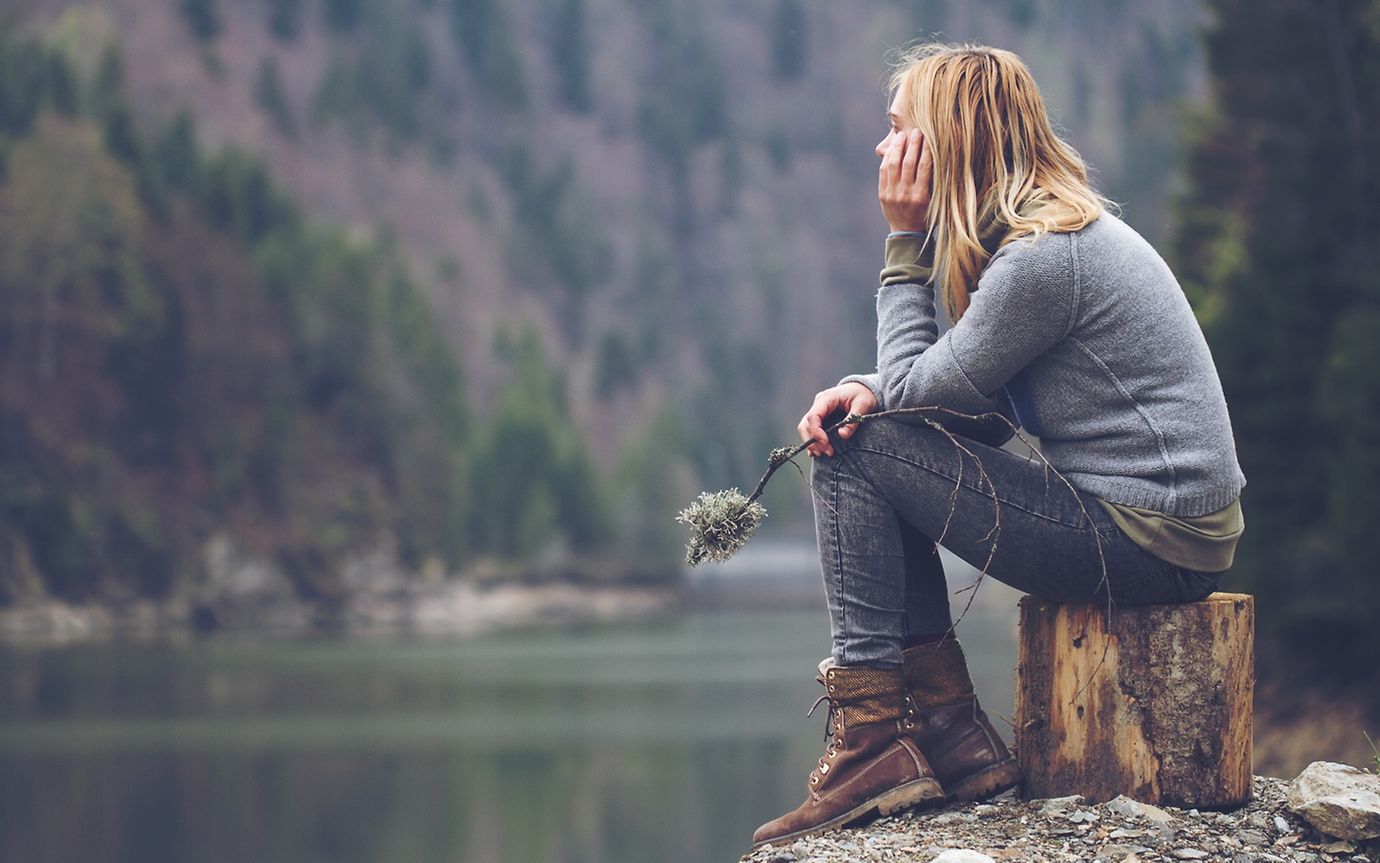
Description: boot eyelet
xmin=819 ymin=763 xmax=829 ymax=774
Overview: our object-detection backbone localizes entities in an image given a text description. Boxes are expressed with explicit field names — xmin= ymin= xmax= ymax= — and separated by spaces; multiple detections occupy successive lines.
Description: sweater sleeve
xmin=876 ymin=231 xmax=1076 ymax=415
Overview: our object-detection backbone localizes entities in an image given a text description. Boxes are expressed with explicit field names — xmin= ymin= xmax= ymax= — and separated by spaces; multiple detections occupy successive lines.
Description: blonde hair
xmin=889 ymin=43 xmax=1116 ymax=321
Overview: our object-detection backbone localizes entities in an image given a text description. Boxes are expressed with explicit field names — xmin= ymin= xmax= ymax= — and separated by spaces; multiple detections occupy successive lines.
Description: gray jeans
xmin=811 ymin=416 xmax=1223 ymax=669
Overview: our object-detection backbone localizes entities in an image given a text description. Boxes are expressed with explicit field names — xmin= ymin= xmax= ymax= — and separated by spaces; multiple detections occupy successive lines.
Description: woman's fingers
xmin=836 ymin=386 xmax=879 ymax=439
xmin=798 ymin=390 xmax=842 ymax=457
xmin=901 ymin=129 xmax=920 ymax=185
xmin=879 ymin=130 xmax=930 ymax=232
xmin=799 ymin=384 xmax=879 ymax=454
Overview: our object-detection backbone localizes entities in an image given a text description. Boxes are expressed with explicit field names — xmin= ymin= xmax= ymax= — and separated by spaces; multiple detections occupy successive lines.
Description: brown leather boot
xmin=750 ymin=663 xmax=944 ymax=850
xmin=901 ymin=638 xmax=1022 ymax=801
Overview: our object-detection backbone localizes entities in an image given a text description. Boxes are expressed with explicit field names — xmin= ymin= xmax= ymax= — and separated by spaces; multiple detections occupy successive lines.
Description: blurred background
xmin=0 ymin=0 xmax=1376 ymax=861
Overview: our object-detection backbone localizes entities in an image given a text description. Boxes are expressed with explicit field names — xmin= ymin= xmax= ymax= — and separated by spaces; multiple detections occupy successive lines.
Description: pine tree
xmin=1174 ymin=0 xmax=1380 ymax=682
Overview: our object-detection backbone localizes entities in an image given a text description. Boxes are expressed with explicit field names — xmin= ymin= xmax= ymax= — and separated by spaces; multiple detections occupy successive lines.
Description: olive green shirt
xmin=1097 ymin=496 xmax=1243 ymax=573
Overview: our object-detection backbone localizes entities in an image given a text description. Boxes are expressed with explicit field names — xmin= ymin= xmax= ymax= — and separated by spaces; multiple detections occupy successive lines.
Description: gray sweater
xmin=844 ymin=211 xmax=1246 ymax=518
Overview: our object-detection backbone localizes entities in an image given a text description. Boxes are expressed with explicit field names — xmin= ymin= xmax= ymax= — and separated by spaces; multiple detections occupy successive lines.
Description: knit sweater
xmin=843 ymin=210 xmax=1246 ymax=518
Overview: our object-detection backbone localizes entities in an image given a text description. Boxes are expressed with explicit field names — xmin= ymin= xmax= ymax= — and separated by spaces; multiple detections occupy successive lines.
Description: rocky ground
xmin=745 ymin=775 xmax=1378 ymax=863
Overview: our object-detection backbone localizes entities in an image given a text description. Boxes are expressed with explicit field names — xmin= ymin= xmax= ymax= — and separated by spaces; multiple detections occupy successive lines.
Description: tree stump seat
xmin=1014 ymin=592 xmax=1254 ymax=808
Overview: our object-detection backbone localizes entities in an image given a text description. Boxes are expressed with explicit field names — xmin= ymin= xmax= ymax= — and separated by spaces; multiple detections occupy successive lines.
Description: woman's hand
xmin=878 ymin=129 xmax=933 ymax=233
xmin=798 ymin=382 xmax=879 ymax=457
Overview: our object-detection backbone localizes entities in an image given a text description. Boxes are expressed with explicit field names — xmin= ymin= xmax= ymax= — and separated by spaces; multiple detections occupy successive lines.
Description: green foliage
xmin=593 ymin=329 xmax=640 ymax=400
xmin=0 ymin=25 xmax=483 ymax=603
xmin=178 ymin=0 xmax=222 ymax=43
xmin=153 ymin=109 xmax=201 ymax=192
xmin=500 ymin=145 xmax=612 ymax=339
xmin=634 ymin=3 xmax=728 ymax=183
xmin=609 ymin=411 xmax=692 ymax=578
xmin=0 ymin=30 xmax=46 ymax=136
xmin=90 ymin=42 xmax=124 ymax=117
xmin=310 ymin=6 xmax=433 ymax=145
xmin=255 ymin=57 xmax=297 ymax=138
xmin=447 ymin=0 xmax=528 ymax=106
xmin=468 ymin=325 xmax=610 ymax=560
xmin=199 ymin=148 xmax=287 ymax=245
xmin=1174 ymin=0 xmax=1380 ymax=683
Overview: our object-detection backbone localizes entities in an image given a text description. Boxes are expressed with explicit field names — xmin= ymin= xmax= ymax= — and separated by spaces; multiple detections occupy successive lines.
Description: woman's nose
xmin=875 ymin=133 xmax=891 ymax=157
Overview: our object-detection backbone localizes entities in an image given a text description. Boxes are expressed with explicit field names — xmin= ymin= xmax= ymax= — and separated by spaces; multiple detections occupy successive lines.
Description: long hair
xmin=889 ymin=43 xmax=1116 ymax=321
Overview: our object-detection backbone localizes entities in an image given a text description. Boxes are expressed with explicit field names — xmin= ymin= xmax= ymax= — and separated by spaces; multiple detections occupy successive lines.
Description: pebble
xmin=930 ymin=851 xmax=996 ymax=863
xmin=1103 ymin=795 xmax=1176 ymax=825
xmin=1038 ymin=795 xmax=1086 ymax=815
xmin=738 ymin=775 xmax=1378 ymax=863
xmin=1109 ymin=828 xmax=1146 ymax=839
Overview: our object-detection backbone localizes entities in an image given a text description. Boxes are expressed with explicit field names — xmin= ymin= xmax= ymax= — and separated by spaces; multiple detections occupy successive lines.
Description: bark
xmin=1015 ymin=592 xmax=1254 ymax=808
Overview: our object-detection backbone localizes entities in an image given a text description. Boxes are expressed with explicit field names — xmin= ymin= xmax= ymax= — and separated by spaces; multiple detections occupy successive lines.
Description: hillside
xmin=0 ymin=0 xmax=1211 ymax=614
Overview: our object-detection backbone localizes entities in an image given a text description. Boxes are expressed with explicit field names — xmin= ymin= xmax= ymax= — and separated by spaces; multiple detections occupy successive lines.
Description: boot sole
xmin=944 ymin=757 xmax=1022 ymax=802
xmin=747 ymin=777 xmax=944 ymax=852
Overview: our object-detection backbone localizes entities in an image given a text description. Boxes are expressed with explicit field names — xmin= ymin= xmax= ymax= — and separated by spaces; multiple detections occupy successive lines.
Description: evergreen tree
xmin=771 ymin=0 xmax=808 ymax=82
xmin=255 ymin=56 xmax=297 ymax=138
xmin=267 ymin=0 xmax=304 ymax=42
xmin=1174 ymin=0 xmax=1380 ymax=684
xmin=179 ymin=0 xmax=222 ymax=42
xmin=551 ymin=0 xmax=591 ymax=112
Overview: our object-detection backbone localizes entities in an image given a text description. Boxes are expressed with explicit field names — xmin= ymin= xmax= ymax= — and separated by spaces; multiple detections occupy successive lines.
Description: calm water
xmin=0 ymin=582 xmax=1020 ymax=863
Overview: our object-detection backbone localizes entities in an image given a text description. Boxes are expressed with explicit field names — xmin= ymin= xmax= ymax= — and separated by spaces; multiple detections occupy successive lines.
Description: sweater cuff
xmin=880 ymin=233 xmax=935 ymax=287
xmin=838 ymin=373 xmax=885 ymax=412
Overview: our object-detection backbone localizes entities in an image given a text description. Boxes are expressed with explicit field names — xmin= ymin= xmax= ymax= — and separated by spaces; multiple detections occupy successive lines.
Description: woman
xmin=750 ymin=43 xmax=1246 ymax=849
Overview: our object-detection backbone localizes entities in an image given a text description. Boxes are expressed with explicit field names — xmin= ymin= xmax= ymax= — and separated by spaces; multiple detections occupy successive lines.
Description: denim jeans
xmin=811 ymin=416 xmax=1223 ymax=669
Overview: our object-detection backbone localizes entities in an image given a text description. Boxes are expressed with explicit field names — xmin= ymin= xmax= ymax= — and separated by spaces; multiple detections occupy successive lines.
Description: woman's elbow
xmin=879 ymin=370 xmax=912 ymax=411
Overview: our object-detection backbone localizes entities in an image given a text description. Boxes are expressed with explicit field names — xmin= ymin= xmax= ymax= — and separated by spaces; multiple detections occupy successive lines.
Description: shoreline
xmin=0 ymin=579 xmax=682 ymax=647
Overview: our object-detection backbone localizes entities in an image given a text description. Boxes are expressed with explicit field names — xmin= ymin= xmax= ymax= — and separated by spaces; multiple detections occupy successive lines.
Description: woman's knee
xmin=833 ymin=415 xmax=944 ymax=456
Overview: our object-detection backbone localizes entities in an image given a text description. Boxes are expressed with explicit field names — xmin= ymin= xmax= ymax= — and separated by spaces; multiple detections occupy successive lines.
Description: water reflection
xmin=0 ymin=571 xmax=1022 ymax=863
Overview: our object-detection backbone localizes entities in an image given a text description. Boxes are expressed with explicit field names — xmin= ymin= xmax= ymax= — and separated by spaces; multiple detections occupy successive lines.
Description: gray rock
xmin=929 ymin=811 xmax=979 ymax=826
xmin=1096 ymin=843 xmax=1141 ymax=859
xmin=1037 ymin=794 xmax=1087 ymax=816
xmin=1149 ymin=824 xmax=1181 ymax=846
xmin=1286 ymin=760 xmax=1380 ymax=841
xmin=929 ymin=851 xmax=996 ymax=863
xmin=1109 ymin=828 xmax=1148 ymax=839
xmin=1275 ymin=815 xmax=1293 ymax=834
xmin=1103 ymin=795 xmax=1177 ymax=825
xmin=1172 ymin=850 xmax=1210 ymax=860
xmin=1238 ymin=829 xmax=1271 ymax=846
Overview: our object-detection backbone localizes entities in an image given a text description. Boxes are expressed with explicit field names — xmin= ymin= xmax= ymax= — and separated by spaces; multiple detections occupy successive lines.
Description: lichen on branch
xmin=676 ymin=489 xmax=768 ymax=566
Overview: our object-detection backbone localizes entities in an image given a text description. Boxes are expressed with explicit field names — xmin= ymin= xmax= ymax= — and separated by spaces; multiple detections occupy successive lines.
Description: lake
xmin=0 ymin=554 xmax=1022 ymax=863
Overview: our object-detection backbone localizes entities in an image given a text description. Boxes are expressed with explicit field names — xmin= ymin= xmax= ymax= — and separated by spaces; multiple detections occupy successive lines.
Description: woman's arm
xmin=876 ymin=231 xmax=1077 ymax=415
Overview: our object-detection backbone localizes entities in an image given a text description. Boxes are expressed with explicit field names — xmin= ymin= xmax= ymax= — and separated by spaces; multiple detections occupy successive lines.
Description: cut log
xmin=1014 ymin=591 xmax=1254 ymax=808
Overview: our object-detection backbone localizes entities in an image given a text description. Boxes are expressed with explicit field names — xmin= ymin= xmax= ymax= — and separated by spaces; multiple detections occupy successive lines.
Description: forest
xmin=0 ymin=0 xmax=1375 ymax=698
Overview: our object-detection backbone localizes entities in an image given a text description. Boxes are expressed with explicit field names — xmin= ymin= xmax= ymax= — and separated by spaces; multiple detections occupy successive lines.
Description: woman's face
xmin=875 ymin=83 xmax=916 ymax=159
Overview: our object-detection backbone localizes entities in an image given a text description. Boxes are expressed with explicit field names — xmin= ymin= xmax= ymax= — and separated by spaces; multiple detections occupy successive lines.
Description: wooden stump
xmin=1014 ymin=592 xmax=1254 ymax=808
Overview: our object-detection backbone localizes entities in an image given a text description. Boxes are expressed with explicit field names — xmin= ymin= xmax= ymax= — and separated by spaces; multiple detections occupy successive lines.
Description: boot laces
xmin=806 ymin=693 xmax=839 ymax=743
xmin=805 ymin=694 xmax=843 ymax=784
